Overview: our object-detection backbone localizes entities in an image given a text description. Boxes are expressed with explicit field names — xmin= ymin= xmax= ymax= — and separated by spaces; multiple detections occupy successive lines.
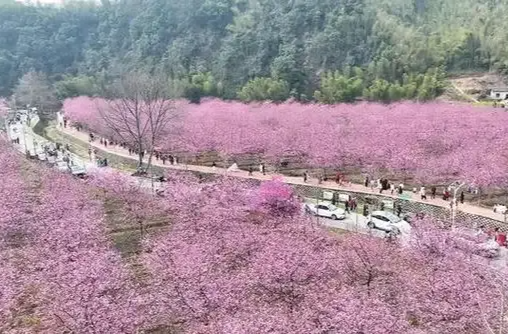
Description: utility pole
xmin=504 ymin=194 xmax=507 ymax=225
xmin=450 ymin=181 xmax=465 ymax=228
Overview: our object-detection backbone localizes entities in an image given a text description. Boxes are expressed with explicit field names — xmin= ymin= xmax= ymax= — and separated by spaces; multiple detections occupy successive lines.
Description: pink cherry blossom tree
xmin=0 ymin=140 xmax=146 ymax=333
xmin=2 ymin=136 xmax=507 ymax=332
xmin=254 ymin=177 xmax=300 ymax=217
xmin=64 ymin=97 xmax=508 ymax=186
xmin=86 ymin=167 xmax=170 ymax=237
xmin=140 ymin=172 xmax=508 ymax=333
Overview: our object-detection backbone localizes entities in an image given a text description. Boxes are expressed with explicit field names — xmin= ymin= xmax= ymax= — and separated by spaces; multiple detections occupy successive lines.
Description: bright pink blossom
xmin=63 ymin=97 xmax=508 ymax=185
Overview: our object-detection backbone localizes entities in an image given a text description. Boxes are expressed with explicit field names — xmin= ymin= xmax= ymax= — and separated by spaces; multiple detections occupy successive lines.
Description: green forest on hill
xmin=0 ymin=0 xmax=505 ymax=103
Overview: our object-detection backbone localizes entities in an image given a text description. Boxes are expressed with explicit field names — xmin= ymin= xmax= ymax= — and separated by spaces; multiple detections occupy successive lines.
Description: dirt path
xmin=451 ymin=81 xmax=479 ymax=103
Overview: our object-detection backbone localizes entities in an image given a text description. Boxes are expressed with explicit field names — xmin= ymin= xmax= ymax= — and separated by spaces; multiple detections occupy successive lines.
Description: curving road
xmin=56 ymin=125 xmax=507 ymax=223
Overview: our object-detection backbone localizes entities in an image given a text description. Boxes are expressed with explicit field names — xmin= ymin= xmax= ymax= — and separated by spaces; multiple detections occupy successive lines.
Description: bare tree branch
xmin=98 ymin=71 xmax=180 ymax=171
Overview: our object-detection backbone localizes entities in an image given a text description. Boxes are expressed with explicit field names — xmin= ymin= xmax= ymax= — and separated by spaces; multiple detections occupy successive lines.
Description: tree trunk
xmin=137 ymin=142 xmax=144 ymax=169
xmin=138 ymin=152 xmax=143 ymax=169
xmin=146 ymin=150 xmax=154 ymax=175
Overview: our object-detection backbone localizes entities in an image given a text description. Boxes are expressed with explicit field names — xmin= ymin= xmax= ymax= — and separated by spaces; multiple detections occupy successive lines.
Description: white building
xmin=490 ymin=87 xmax=508 ymax=100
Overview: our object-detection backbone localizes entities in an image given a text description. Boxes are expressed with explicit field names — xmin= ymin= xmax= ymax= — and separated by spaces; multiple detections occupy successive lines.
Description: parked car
xmin=55 ymin=161 xmax=69 ymax=172
xmin=27 ymin=150 xmax=37 ymax=159
xmin=304 ymin=203 xmax=346 ymax=220
xmin=68 ymin=165 xmax=86 ymax=178
xmin=36 ymin=151 xmax=47 ymax=161
xmin=493 ymin=204 xmax=507 ymax=214
xmin=46 ymin=155 xmax=57 ymax=164
xmin=367 ymin=210 xmax=409 ymax=234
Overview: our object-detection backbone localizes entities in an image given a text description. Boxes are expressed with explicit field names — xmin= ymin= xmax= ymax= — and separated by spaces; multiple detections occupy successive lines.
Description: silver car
xmin=55 ymin=161 xmax=69 ymax=172
xmin=69 ymin=165 xmax=86 ymax=177
xmin=367 ymin=210 xmax=404 ymax=233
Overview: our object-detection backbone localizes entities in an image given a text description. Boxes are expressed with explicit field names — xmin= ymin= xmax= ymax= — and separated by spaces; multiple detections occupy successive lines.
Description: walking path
xmin=451 ymin=82 xmax=479 ymax=103
xmin=58 ymin=125 xmax=506 ymax=223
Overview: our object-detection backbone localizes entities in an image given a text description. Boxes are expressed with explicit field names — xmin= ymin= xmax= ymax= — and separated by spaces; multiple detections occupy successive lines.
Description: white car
xmin=47 ymin=155 xmax=57 ymax=164
xmin=69 ymin=165 xmax=86 ymax=177
xmin=367 ymin=211 xmax=407 ymax=233
xmin=55 ymin=161 xmax=69 ymax=172
xmin=305 ymin=203 xmax=346 ymax=220
xmin=493 ymin=204 xmax=507 ymax=214
xmin=28 ymin=150 xmax=37 ymax=158
xmin=36 ymin=152 xmax=47 ymax=161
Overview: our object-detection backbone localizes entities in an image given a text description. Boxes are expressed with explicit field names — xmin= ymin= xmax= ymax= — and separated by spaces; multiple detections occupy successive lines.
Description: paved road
xmin=314 ymin=212 xmax=387 ymax=238
xmin=7 ymin=121 xmax=36 ymax=154
xmin=7 ymin=117 xmax=90 ymax=170
xmin=60 ymin=125 xmax=507 ymax=223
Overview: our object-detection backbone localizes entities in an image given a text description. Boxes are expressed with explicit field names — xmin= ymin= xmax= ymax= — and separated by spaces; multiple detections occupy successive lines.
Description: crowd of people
xmin=77 ymin=126 xmax=491 ymax=219
xmin=87 ymin=132 xmax=181 ymax=166
xmin=361 ymin=176 xmax=478 ymax=209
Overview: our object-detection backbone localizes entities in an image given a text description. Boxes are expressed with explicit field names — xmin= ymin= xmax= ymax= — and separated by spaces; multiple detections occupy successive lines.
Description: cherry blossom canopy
xmin=63 ymin=97 xmax=508 ymax=185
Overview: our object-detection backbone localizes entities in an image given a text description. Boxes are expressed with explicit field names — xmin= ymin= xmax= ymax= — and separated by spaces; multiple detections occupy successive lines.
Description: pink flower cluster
xmin=1 ymin=138 xmax=507 ymax=333
xmin=143 ymin=172 xmax=508 ymax=333
xmin=63 ymin=97 xmax=508 ymax=185
xmin=0 ymin=140 xmax=144 ymax=332
xmin=254 ymin=177 xmax=300 ymax=217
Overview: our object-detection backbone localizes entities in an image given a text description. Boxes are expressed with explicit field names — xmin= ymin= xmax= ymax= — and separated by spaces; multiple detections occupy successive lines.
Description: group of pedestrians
xmin=365 ymin=177 xmax=405 ymax=196
xmin=81 ymin=128 xmax=479 ymax=216
xmin=362 ymin=175 xmax=470 ymax=209
xmin=88 ymin=131 xmax=182 ymax=166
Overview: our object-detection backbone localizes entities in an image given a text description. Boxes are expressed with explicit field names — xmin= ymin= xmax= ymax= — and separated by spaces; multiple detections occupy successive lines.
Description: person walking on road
xmin=350 ymin=198 xmax=357 ymax=211
xmin=345 ymin=199 xmax=350 ymax=214
xmin=494 ymin=228 xmax=507 ymax=246
xmin=259 ymin=163 xmax=266 ymax=175
xmin=460 ymin=191 xmax=465 ymax=204
xmin=390 ymin=183 xmax=395 ymax=195
xmin=303 ymin=171 xmax=308 ymax=183
xmin=431 ymin=186 xmax=436 ymax=199
xmin=420 ymin=186 xmax=427 ymax=200
xmin=398 ymin=183 xmax=404 ymax=195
